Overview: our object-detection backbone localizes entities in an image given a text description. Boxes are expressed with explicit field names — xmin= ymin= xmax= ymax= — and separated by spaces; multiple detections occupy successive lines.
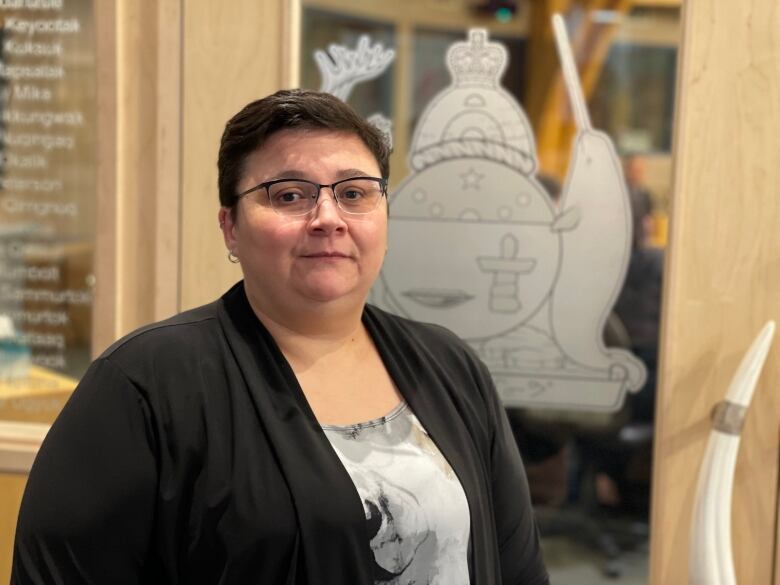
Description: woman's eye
xmin=341 ymin=189 xmax=364 ymax=201
xmin=274 ymin=190 xmax=303 ymax=204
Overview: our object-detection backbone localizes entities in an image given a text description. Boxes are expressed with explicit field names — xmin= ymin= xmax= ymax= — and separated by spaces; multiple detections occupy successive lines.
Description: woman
xmin=12 ymin=89 xmax=549 ymax=585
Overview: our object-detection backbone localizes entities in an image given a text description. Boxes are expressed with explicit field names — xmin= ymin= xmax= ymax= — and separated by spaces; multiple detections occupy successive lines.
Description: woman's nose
xmin=309 ymin=188 xmax=347 ymax=231
xmin=315 ymin=187 xmax=338 ymax=208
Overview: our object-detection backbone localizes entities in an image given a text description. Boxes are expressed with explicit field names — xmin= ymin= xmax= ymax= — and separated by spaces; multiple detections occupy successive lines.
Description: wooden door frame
xmin=94 ymin=0 xmax=183 ymax=354
xmin=650 ymin=0 xmax=780 ymax=582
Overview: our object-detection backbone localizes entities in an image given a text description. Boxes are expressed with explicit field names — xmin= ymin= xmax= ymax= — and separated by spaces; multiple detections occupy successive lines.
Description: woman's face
xmin=219 ymin=129 xmax=387 ymax=315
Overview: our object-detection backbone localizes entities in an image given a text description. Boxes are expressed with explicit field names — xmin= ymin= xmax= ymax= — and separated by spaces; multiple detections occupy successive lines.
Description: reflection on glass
xmin=0 ymin=0 xmax=96 ymax=422
xmin=591 ymin=43 xmax=677 ymax=154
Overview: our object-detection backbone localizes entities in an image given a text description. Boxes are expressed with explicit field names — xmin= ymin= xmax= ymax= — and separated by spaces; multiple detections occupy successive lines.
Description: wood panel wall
xmin=179 ymin=1 xmax=289 ymax=310
xmin=650 ymin=0 xmax=780 ymax=582
xmin=94 ymin=0 xmax=183 ymax=352
xmin=0 ymin=422 xmax=50 ymax=583
xmin=95 ymin=0 xmax=290 ymax=343
xmin=0 ymin=475 xmax=27 ymax=582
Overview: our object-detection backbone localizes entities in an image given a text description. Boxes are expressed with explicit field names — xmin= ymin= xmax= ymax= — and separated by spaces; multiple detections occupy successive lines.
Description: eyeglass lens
xmin=266 ymin=178 xmax=384 ymax=215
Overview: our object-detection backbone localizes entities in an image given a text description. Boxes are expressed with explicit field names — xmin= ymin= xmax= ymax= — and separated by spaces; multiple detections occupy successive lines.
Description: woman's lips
xmin=301 ymin=252 xmax=350 ymax=259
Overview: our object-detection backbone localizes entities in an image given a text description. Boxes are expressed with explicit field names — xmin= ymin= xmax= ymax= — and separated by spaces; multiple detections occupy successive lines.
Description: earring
xmin=228 ymin=250 xmax=240 ymax=264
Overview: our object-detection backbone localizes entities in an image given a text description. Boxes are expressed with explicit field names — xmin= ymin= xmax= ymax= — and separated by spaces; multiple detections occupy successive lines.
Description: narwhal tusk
xmin=552 ymin=14 xmax=592 ymax=133
xmin=723 ymin=321 xmax=776 ymax=407
xmin=689 ymin=321 xmax=775 ymax=585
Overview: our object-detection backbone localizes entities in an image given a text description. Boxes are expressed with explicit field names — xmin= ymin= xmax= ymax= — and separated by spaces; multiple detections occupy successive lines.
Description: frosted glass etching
xmin=316 ymin=25 xmax=645 ymax=411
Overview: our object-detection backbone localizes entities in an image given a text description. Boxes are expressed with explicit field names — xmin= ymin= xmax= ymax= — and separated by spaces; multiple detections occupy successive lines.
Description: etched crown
xmin=446 ymin=29 xmax=507 ymax=87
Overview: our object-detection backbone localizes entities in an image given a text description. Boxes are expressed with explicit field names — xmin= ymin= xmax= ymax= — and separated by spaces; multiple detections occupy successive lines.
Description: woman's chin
xmin=297 ymin=279 xmax=363 ymax=305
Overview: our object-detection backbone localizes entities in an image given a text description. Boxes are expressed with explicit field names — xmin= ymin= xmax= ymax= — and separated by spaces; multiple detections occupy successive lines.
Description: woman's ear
xmin=218 ymin=207 xmax=238 ymax=253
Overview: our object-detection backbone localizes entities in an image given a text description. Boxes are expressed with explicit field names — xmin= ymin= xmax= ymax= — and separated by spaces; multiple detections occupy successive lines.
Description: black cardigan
xmin=13 ymin=282 xmax=549 ymax=585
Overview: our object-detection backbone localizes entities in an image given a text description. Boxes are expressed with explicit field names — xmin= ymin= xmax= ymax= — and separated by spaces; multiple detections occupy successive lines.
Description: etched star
xmin=460 ymin=167 xmax=485 ymax=190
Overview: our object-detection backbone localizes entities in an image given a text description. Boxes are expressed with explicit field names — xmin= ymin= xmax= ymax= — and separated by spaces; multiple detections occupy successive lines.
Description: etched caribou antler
xmin=316 ymin=35 xmax=395 ymax=101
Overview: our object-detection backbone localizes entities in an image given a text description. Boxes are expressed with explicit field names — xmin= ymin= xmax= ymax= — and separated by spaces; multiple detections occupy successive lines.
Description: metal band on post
xmin=710 ymin=400 xmax=748 ymax=436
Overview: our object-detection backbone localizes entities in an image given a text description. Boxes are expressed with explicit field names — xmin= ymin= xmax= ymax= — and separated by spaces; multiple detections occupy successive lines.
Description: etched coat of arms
xmin=316 ymin=22 xmax=646 ymax=412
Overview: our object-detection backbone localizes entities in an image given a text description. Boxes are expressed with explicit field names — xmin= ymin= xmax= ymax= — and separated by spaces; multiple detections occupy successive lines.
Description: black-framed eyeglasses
xmin=238 ymin=176 xmax=388 ymax=216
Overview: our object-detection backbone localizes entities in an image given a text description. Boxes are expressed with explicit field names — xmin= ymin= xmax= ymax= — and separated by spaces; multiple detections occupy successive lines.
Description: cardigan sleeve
xmin=12 ymin=357 xmax=158 ymax=585
xmin=480 ymin=362 xmax=550 ymax=585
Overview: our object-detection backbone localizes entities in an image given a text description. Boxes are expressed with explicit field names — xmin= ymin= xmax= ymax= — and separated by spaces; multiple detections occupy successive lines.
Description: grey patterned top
xmin=323 ymin=402 xmax=471 ymax=584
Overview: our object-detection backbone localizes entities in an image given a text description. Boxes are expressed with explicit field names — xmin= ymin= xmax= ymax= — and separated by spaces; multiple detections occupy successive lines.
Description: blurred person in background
xmin=591 ymin=155 xmax=663 ymax=512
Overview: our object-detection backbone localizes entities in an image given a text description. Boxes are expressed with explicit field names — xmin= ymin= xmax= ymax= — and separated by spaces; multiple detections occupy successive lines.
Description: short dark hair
xmin=218 ymin=89 xmax=391 ymax=211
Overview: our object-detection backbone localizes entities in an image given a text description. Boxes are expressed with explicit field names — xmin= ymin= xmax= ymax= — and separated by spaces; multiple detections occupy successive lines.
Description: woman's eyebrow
xmin=268 ymin=169 xmax=308 ymax=181
xmin=269 ymin=168 xmax=375 ymax=182
xmin=334 ymin=168 xmax=372 ymax=180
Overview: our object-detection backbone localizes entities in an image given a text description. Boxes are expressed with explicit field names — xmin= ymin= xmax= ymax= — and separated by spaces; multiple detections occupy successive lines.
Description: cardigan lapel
xmin=217 ymin=283 xmax=374 ymax=585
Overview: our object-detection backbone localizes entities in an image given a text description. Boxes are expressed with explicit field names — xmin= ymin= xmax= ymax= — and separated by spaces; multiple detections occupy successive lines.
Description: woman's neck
xmin=244 ymin=287 xmax=369 ymax=368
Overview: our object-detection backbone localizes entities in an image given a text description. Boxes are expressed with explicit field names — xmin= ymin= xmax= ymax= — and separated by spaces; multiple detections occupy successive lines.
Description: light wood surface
xmin=777 ymin=488 xmax=780 ymax=585
xmin=179 ymin=1 xmax=286 ymax=309
xmin=94 ymin=0 xmax=184 ymax=353
xmin=93 ymin=0 xmax=119 ymax=355
xmin=154 ymin=0 xmax=184 ymax=322
xmin=616 ymin=7 xmax=681 ymax=46
xmin=0 ymin=374 xmax=66 ymax=583
xmin=303 ymin=0 xmax=529 ymax=33
xmin=113 ymin=0 xmax=157 ymax=339
xmin=650 ymin=0 xmax=780 ymax=582
xmin=633 ymin=0 xmax=680 ymax=7
xmin=0 ymin=421 xmax=50 ymax=475
xmin=282 ymin=0 xmax=302 ymax=88
xmin=0 ymin=473 xmax=28 ymax=583
xmin=0 ymin=367 xmax=76 ymax=424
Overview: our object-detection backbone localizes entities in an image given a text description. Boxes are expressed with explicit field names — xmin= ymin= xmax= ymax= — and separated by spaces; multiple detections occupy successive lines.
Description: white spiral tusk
xmin=690 ymin=321 xmax=775 ymax=585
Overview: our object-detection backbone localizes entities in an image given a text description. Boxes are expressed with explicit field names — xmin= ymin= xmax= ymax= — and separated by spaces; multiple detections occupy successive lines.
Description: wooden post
xmin=179 ymin=0 xmax=286 ymax=310
xmin=650 ymin=0 xmax=780 ymax=582
xmin=94 ymin=0 xmax=184 ymax=352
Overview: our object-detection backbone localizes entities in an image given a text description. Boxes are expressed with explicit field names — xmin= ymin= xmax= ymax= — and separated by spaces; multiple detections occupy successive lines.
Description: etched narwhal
xmin=548 ymin=14 xmax=646 ymax=392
